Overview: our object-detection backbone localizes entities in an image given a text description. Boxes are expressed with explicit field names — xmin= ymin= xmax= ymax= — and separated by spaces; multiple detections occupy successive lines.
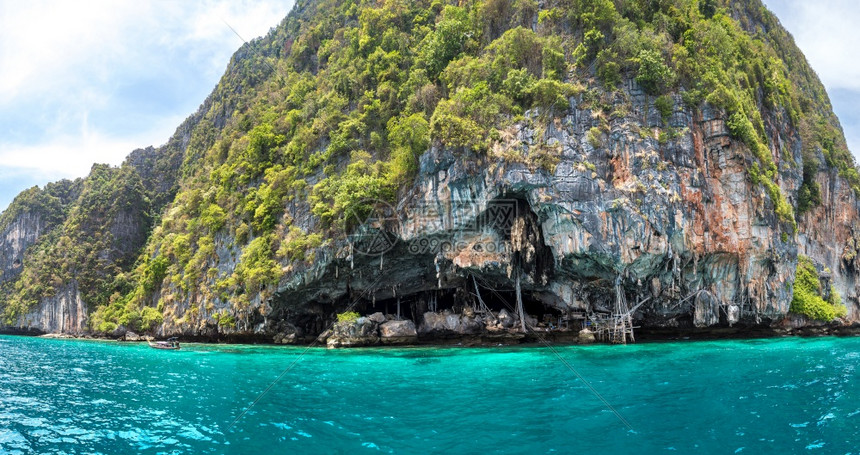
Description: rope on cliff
xmin=221 ymin=18 xmax=281 ymax=82
xmin=675 ymin=289 xmax=709 ymax=310
xmin=471 ymin=275 xmax=495 ymax=319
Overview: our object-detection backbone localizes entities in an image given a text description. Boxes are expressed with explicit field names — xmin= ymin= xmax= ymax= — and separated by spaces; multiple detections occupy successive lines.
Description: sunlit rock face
xmin=0 ymin=212 xmax=43 ymax=286
xmin=7 ymin=80 xmax=857 ymax=340
xmin=261 ymin=85 xmax=855 ymax=340
xmin=18 ymin=282 xmax=88 ymax=334
xmin=5 ymin=0 xmax=859 ymax=340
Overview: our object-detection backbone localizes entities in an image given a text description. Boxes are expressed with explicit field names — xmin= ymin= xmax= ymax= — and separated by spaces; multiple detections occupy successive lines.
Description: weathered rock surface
xmin=797 ymin=168 xmax=860 ymax=322
xmin=495 ymin=309 xmax=515 ymax=330
xmin=138 ymin=83 xmax=859 ymax=341
xmin=4 ymin=1 xmax=860 ymax=342
xmin=111 ymin=325 xmax=128 ymax=338
xmin=8 ymin=83 xmax=859 ymax=340
xmin=419 ymin=311 xmax=485 ymax=335
xmin=326 ymin=317 xmax=380 ymax=348
xmin=273 ymin=322 xmax=299 ymax=344
xmin=367 ymin=312 xmax=386 ymax=324
xmin=578 ymin=328 xmax=596 ymax=344
xmin=17 ymin=282 xmax=87 ymax=334
xmin=0 ymin=212 xmax=42 ymax=285
xmin=261 ymin=90 xmax=847 ymax=341
xmin=379 ymin=320 xmax=417 ymax=344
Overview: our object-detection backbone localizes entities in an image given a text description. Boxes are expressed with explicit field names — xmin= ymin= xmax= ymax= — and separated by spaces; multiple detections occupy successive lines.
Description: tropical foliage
xmin=790 ymin=256 xmax=847 ymax=321
xmin=1 ymin=0 xmax=856 ymax=331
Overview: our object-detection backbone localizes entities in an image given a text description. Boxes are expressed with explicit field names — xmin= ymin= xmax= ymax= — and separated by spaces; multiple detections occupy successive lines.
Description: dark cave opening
xmin=350 ymin=280 xmax=564 ymax=328
xmin=304 ymin=193 xmax=569 ymax=336
xmin=353 ymin=287 xmax=464 ymax=323
xmin=471 ymin=287 xmax=563 ymax=320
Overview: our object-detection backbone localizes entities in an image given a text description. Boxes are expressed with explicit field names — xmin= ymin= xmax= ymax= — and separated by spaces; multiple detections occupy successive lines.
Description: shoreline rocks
xmin=10 ymin=313 xmax=859 ymax=347
xmin=380 ymin=320 xmax=417 ymax=344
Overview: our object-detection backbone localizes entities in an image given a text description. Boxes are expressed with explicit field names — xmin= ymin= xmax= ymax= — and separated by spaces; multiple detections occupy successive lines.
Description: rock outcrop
xmin=0 ymin=211 xmax=42 ymax=284
xmin=324 ymin=316 xmax=419 ymax=347
xmin=379 ymin=320 xmax=418 ymax=344
xmin=797 ymin=169 xmax=860 ymax=322
xmin=17 ymin=282 xmax=87 ymax=334
xmin=2 ymin=0 xmax=859 ymax=342
xmin=265 ymin=89 xmax=832 ymax=340
xmin=326 ymin=317 xmax=380 ymax=348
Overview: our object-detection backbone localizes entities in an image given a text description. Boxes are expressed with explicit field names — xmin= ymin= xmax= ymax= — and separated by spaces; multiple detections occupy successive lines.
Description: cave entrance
xmin=352 ymin=280 xmax=563 ymax=328
xmin=468 ymin=275 xmax=563 ymax=329
xmin=484 ymin=195 xmax=555 ymax=284
xmin=355 ymin=287 xmax=463 ymax=322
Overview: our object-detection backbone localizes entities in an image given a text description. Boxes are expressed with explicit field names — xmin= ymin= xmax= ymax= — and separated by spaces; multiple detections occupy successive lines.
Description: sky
xmin=763 ymin=0 xmax=860 ymax=160
xmin=0 ymin=0 xmax=295 ymax=212
xmin=0 ymin=1 xmax=858 ymax=213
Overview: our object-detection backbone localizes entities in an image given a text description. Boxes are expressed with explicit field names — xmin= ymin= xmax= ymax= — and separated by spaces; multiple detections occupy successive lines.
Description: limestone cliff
xmin=17 ymin=282 xmax=88 ymax=334
xmin=260 ymin=84 xmax=812 ymax=341
xmin=2 ymin=0 xmax=858 ymax=340
xmin=0 ymin=211 xmax=43 ymax=285
xmin=0 ymin=180 xmax=81 ymax=286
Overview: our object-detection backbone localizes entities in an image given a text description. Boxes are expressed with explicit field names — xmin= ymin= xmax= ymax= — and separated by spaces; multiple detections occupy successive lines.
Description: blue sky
xmin=0 ymin=0 xmax=857 ymax=213
xmin=763 ymin=0 xmax=860 ymax=163
xmin=0 ymin=0 xmax=295 ymax=212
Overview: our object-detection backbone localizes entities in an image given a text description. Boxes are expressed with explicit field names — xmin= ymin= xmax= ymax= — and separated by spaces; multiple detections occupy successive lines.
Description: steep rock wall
xmin=278 ymin=88 xmax=802 ymax=329
xmin=0 ymin=212 xmax=42 ymax=284
xmin=6 ymin=0 xmax=858 ymax=339
xmin=798 ymin=170 xmax=860 ymax=321
xmin=18 ymin=282 xmax=87 ymax=334
xmin=158 ymin=84 xmax=855 ymax=341
xmin=1 ymin=103 xmax=196 ymax=334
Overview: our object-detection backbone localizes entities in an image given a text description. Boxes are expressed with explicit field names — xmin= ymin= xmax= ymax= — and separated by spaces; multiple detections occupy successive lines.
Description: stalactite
xmin=434 ymin=252 xmax=442 ymax=289
xmin=516 ymin=269 xmax=526 ymax=332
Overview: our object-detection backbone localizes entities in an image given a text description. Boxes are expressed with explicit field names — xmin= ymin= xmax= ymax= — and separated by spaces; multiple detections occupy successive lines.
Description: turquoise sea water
xmin=0 ymin=336 xmax=857 ymax=454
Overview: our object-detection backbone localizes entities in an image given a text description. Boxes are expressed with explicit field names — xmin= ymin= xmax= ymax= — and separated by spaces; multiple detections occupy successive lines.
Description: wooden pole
xmin=472 ymin=275 xmax=493 ymax=316
xmin=516 ymin=271 xmax=526 ymax=332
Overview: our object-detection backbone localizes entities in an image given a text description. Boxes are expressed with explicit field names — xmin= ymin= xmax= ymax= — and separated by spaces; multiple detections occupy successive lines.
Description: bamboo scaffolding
xmin=589 ymin=275 xmax=649 ymax=344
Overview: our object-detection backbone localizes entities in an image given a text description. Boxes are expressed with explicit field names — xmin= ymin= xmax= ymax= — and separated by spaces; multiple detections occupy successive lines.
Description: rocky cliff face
xmin=18 ymin=282 xmax=87 ymax=334
xmin=0 ymin=134 xmax=189 ymax=334
xmin=0 ymin=211 xmax=42 ymax=285
xmin=798 ymin=170 xmax=860 ymax=321
xmin=2 ymin=0 xmax=859 ymax=340
xmin=0 ymin=180 xmax=81 ymax=287
xmin=153 ymin=80 xmax=856 ymax=342
xmin=258 ymin=81 xmax=811 ymax=341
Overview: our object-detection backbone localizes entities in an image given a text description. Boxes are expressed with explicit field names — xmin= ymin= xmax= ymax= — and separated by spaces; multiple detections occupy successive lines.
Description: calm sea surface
xmin=0 ymin=335 xmax=857 ymax=454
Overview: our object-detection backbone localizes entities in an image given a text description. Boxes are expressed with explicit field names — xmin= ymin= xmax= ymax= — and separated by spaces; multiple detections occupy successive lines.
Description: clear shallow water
xmin=0 ymin=336 xmax=857 ymax=454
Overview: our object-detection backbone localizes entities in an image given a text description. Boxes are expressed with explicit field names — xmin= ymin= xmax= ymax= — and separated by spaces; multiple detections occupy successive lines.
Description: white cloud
xmin=0 ymin=0 xmax=293 ymax=197
xmin=763 ymin=0 xmax=860 ymax=91
xmin=0 ymin=113 xmax=186 ymax=177
xmin=0 ymin=0 xmax=289 ymax=104
xmin=0 ymin=1 xmax=133 ymax=102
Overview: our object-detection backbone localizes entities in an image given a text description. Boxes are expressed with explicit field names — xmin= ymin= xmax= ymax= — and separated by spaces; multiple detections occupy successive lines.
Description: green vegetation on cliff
xmin=1 ymin=0 xmax=856 ymax=332
xmin=1 ymin=165 xmax=153 ymax=325
xmin=0 ymin=180 xmax=82 ymax=323
xmin=790 ymin=256 xmax=847 ymax=321
xmin=0 ymin=179 xmax=81 ymax=239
